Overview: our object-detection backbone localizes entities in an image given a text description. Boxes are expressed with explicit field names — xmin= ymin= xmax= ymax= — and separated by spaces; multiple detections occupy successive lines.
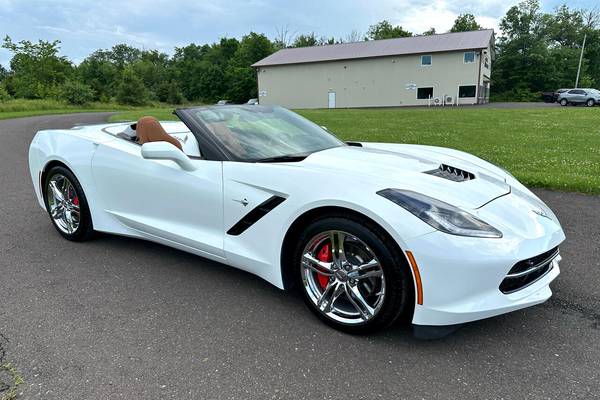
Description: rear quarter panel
xmin=29 ymin=126 xmax=115 ymax=229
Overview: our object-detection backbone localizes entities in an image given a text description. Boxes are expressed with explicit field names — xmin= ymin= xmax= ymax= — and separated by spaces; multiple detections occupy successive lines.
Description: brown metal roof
xmin=253 ymin=29 xmax=494 ymax=67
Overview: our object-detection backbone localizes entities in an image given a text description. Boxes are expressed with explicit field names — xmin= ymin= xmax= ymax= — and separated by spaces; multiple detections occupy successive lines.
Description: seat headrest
xmin=136 ymin=116 xmax=183 ymax=151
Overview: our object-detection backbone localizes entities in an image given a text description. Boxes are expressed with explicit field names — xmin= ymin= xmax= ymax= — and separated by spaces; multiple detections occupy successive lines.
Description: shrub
xmin=0 ymin=86 xmax=11 ymax=102
xmin=61 ymin=81 xmax=95 ymax=105
xmin=156 ymin=80 xmax=184 ymax=104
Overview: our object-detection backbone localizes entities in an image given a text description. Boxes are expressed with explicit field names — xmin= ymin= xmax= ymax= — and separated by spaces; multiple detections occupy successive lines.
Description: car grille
xmin=424 ymin=164 xmax=475 ymax=182
xmin=499 ymin=247 xmax=559 ymax=294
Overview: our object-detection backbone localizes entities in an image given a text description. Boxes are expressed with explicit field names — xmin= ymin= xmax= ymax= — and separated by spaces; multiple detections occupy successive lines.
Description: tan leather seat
xmin=136 ymin=116 xmax=183 ymax=151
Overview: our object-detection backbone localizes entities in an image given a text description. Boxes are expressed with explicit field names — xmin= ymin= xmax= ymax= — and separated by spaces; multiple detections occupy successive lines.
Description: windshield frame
xmin=175 ymin=105 xmax=345 ymax=162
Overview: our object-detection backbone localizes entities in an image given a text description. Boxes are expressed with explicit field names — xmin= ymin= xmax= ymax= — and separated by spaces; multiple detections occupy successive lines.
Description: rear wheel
xmin=43 ymin=166 xmax=94 ymax=241
xmin=294 ymin=216 xmax=413 ymax=334
xmin=586 ymin=98 xmax=595 ymax=107
xmin=560 ymin=98 xmax=568 ymax=106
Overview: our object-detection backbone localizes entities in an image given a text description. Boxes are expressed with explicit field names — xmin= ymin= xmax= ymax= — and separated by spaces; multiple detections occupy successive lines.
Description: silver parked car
xmin=557 ymin=88 xmax=600 ymax=107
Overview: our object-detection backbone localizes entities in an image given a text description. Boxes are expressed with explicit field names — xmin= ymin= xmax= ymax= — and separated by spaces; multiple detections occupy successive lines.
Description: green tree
xmin=492 ymin=0 xmax=554 ymax=98
xmin=293 ymin=33 xmax=319 ymax=47
xmin=225 ymin=32 xmax=274 ymax=102
xmin=108 ymin=44 xmax=142 ymax=69
xmin=225 ymin=66 xmax=256 ymax=103
xmin=115 ymin=66 xmax=149 ymax=105
xmin=61 ymin=80 xmax=95 ymax=105
xmin=156 ymin=80 xmax=184 ymax=104
xmin=78 ymin=50 xmax=118 ymax=101
xmin=422 ymin=28 xmax=437 ymax=36
xmin=450 ymin=14 xmax=482 ymax=32
xmin=234 ymin=32 xmax=274 ymax=66
xmin=132 ymin=50 xmax=170 ymax=99
xmin=366 ymin=20 xmax=412 ymax=40
xmin=2 ymin=36 xmax=73 ymax=98
xmin=0 ymin=86 xmax=11 ymax=102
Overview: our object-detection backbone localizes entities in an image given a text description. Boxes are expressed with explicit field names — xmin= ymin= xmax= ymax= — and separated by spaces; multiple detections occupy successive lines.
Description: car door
xmin=91 ymin=138 xmax=224 ymax=258
xmin=569 ymin=89 xmax=585 ymax=103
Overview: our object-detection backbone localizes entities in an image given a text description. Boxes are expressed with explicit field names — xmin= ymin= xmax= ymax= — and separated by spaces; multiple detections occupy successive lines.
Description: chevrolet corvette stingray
xmin=28 ymin=105 xmax=565 ymax=335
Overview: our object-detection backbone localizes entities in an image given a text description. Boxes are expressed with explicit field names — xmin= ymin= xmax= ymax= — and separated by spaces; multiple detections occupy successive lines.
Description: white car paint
xmin=29 ymin=121 xmax=565 ymax=327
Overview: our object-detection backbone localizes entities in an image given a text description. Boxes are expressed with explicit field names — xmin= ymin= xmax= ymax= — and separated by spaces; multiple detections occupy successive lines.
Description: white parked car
xmin=28 ymin=106 xmax=565 ymax=336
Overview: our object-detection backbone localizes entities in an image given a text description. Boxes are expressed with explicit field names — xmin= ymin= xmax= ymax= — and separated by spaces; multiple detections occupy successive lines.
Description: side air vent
xmin=424 ymin=164 xmax=475 ymax=182
xmin=227 ymin=195 xmax=286 ymax=236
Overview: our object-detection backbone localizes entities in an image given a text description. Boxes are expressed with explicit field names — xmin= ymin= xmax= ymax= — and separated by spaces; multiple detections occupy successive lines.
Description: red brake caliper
xmin=316 ymin=243 xmax=333 ymax=289
xmin=73 ymin=196 xmax=79 ymax=206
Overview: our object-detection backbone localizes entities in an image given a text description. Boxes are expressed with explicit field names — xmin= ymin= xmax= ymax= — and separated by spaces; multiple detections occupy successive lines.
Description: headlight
xmin=377 ymin=189 xmax=503 ymax=238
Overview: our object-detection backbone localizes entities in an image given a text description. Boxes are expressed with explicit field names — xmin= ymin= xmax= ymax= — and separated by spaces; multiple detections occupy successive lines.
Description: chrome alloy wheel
xmin=46 ymin=174 xmax=80 ymax=234
xmin=301 ymin=230 xmax=386 ymax=325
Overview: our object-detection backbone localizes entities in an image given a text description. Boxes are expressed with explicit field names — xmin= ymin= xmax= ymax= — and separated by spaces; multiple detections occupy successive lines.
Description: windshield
xmin=181 ymin=105 xmax=344 ymax=161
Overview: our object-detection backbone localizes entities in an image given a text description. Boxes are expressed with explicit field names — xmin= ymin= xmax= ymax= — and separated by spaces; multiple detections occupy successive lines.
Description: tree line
xmin=0 ymin=0 xmax=597 ymax=106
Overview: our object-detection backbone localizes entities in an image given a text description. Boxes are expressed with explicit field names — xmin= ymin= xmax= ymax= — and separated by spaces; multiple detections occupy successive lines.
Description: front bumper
xmin=404 ymin=192 xmax=565 ymax=327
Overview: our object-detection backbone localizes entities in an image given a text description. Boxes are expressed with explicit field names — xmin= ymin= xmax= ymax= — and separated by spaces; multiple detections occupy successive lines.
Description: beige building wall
xmin=257 ymin=50 xmax=490 ymax=109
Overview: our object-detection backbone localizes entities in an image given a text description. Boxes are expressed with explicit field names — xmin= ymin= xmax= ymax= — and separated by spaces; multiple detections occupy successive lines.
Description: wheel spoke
xmin=349 ymin=259 xmax=379 ymax=274
xmin=322 ymin=283 xmax=345 ymax=313
xmin=317 ymin=281 xmax=336 ymax=309
xmin=302 ymin=253 xmax=333 ymax=276
xmin=345 ymin=285 xmax=374 ymax=320
xmin=49 ymin=181 xmax=65 ymax=202
xmin=50 ymin=205 xmax=64 ymax=219
xmin=64 ymin=210 xmax=74 ymax=234
xmin=62 ymin=178 xmax=71 ymax=198
xmin=329 ymin=231 xmax=347 ymax=267
xmin=354 ymin=269 xmax=383 ymax=280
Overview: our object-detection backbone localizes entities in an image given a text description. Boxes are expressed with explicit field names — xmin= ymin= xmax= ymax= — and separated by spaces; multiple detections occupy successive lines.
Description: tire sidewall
xmin=294 ymin=216 xmax=413 ymax=334
xmin=43 ymin=166 xmax=94 ymax=241
xmin=560 ymin=99 xmax=568 ymax=106
xmin=587 ymin=99 xmax=595 ymax=107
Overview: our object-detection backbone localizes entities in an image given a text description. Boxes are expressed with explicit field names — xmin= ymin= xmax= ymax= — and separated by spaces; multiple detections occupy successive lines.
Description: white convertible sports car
xmin=28 ymin=105 xmax=565 ymax=336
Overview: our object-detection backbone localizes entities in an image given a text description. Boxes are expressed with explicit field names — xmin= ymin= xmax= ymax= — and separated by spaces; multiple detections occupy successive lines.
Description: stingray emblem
xmin=532 ymin=208 xmax=551 ymax=219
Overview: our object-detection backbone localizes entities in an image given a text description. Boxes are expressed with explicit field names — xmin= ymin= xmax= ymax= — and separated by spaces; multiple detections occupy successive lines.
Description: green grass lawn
xmin=0 ymin=99 xmax=172 ymax=121
xmin=109 ymin=106 xmax=600 ymax=194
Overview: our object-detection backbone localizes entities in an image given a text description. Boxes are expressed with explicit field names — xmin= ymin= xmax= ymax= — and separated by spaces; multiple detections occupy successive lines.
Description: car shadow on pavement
xmin=87 ymin=232 xmax=568 ymax=346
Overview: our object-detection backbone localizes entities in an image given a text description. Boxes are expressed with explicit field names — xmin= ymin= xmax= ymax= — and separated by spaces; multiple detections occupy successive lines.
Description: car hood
xmin=300 ymin=143 xmax=511 ymax=209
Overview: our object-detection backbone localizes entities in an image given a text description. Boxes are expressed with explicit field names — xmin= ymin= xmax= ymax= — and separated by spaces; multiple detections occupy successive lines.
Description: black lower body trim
xmin=227 ymin=195 xmax=286 ymax=236
xmin=412 ymin=323 xmax=463 ymax=340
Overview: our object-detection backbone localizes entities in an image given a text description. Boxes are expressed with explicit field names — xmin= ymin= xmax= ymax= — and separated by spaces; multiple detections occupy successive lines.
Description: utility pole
xmin=575 ymin=33 xmax=587 ymax=88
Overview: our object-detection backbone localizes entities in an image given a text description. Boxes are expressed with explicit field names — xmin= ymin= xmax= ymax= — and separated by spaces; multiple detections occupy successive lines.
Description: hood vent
xmin=424 ymin=164 xmax=475 ymax=182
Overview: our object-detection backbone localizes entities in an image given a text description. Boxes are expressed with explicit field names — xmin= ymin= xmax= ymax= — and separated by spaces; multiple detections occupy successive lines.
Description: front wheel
xmin=586 ymin=98 xmax=595 ymax=107
xmin=560 ymin=99 xmax=568 ymax=106
xmin=43 ymin=166 xmax=94 ymax=241
xmin=294 ymin=216 xmax=413 ymax=334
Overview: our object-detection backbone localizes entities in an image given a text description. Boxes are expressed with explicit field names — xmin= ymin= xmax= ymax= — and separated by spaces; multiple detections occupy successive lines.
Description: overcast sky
xmin=0 ymin=0 xmax=595 ymax=66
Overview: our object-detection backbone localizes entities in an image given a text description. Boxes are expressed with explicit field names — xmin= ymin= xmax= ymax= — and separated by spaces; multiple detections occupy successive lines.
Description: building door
xmin=328 ymin=92 xmax=336 ymax=109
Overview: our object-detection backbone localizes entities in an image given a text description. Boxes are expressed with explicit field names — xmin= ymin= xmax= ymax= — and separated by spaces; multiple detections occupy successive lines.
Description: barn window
xmin=464 ymin=52 xmax=476 ymax=63
xmin=420 ymin=55 xmax=432 ymax=66
xmin=417 ymin=87 xmax=434 ymax=99
xmin=459 ymin=85 xmax=477 ymax=98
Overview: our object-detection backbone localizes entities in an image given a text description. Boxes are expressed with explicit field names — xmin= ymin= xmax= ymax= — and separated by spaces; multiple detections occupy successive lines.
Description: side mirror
xmin=141 ymin=141 xmax=196 ymax=171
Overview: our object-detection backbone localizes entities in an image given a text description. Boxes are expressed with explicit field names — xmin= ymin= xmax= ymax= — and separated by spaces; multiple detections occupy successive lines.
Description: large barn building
xmin=253 ymin=30 xmax=494 ymax=109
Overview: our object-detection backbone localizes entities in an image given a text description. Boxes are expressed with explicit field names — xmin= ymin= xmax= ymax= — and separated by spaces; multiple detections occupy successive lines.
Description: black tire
xmin=43 ymin=165 xmax=94 ymax=241
xmin=586 ymin=98 xmax=595 ymax=107
xmin=560 ymin=98 xmax=568 ymax=106
xmin=293 ymin=214 xmax=413 ymax=334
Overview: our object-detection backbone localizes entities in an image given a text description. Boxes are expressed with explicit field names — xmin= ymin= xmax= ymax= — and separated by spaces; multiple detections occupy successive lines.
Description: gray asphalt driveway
xmin=0 ymin=113 xmax=599 ymax=399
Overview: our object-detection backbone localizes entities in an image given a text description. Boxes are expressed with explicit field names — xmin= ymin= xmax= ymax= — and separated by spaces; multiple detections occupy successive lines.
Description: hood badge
xmin=532 ymin=208 xmax=551 ymax=219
